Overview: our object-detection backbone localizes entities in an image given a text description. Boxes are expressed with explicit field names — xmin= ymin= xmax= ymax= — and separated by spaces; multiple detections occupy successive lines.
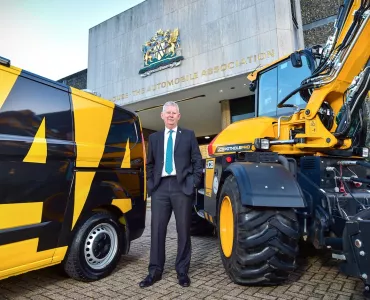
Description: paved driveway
xmin=0 ymin=210 xmax=367 ymax=300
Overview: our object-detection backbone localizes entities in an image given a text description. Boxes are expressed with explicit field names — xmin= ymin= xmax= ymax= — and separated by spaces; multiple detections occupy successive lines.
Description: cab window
xmin=257 ymin=55 xmax=312 ymax=117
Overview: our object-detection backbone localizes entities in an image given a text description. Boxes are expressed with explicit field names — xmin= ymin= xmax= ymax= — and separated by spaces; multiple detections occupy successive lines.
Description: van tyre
xmin=217 ymin=175 xmax=299 ymax=285
xmin=63 ymin=211 xmax=124 ymax=281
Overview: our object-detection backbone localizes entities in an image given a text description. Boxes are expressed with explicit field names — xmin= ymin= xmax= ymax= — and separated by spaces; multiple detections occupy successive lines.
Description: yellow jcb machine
xmin=193 ymin=0 xmax=370 ymax=295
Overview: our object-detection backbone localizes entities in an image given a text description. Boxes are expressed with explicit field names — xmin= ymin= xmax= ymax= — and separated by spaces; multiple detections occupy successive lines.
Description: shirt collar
xmin=165 ymin=126 xmax=177 ymax=134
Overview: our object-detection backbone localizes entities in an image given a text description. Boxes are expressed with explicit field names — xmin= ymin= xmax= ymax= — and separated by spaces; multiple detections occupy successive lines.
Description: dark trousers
xmin=149 ymin=176 xmax=192 ymax=276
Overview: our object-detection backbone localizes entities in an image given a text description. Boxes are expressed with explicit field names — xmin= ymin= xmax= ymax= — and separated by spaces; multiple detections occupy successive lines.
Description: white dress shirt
xmin=161 ymin=126 xmax=177 ymax=177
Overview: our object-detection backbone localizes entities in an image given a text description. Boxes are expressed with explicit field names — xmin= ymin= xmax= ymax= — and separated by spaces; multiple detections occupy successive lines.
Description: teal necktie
xmin=165 ymin=130 xmax=174 ymax=175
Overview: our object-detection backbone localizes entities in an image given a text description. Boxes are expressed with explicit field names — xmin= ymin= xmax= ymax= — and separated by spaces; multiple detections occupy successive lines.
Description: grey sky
xmin=0 ymin=0 xmax=144 ymax=81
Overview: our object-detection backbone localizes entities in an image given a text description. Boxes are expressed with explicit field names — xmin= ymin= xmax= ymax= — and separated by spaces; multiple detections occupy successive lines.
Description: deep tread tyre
xmin=63 ymin=211 xmax=124 ymax=281
xmin=190 ymin=207 xmax=215 ymax=236
xmin=217 ymin=175 xmax=299 ymax=285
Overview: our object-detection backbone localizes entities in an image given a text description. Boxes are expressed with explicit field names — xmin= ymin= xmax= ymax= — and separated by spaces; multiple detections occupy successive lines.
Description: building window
xmin=291 ymin=0 xmax=298 ymax=29
xmin=230 ymin=95 xmax=255 ymax=123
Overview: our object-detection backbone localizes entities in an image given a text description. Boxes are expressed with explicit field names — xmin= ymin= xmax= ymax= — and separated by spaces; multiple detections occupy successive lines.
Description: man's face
xmin=161 ymin=105 xmax=181 ymax=129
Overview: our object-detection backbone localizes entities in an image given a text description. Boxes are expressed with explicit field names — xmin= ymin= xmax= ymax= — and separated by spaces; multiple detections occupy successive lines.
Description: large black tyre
xmin=62 ymin=211 xmax=125 ymax=281
xmin=217 ymin=175 xmax=300 ymax=285
xmin=190 ymin=207 xmax=215 ymax=236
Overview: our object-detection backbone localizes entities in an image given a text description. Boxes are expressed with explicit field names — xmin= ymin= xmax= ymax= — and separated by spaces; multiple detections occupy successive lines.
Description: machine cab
xmin=249 ymin=50 xmax=317 ymax=118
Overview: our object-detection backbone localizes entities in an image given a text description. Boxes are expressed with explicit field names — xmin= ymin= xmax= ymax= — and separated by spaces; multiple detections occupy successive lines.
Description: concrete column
xmin=220 ymin=100 xmax=231 ymax=129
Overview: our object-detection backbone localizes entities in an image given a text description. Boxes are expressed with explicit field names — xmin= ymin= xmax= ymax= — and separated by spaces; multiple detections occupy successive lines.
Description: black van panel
xmin=0 ymin=71 xmax=74 ymax=252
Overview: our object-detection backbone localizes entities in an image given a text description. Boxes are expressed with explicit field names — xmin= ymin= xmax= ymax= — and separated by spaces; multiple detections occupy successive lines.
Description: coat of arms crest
xmin=139 ymin=28 xmax=184 ymax=77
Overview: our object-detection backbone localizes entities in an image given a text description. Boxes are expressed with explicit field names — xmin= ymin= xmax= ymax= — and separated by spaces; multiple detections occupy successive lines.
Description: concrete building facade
xmin=86 ymin=0 xmax=305 ymax=148
xmin=57 ymin=0 xmax=343 ymax=157
xmin=59 ymin=1 xmax=342 ymax=93
xmin=301 ymin=0 xmax=342 ymax=46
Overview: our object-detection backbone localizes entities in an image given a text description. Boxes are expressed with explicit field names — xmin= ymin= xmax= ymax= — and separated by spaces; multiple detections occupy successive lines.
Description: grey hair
xmin=162 ymin=101 xmax=180 ymax=113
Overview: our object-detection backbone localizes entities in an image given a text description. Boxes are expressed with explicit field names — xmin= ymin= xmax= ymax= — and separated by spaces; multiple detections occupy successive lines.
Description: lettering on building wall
xmin=112 ymin=49 xmax=275 ymax=102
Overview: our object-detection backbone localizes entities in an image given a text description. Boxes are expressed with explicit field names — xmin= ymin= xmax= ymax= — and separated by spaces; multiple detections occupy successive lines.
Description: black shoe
xmin=177 ymin=273 xmax=190 ymax=287
xmin=139 ymin=274 xmax=162 ymax=288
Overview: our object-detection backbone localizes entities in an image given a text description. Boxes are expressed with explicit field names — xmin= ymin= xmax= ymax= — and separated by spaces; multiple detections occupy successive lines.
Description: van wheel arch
xmin=93 ymin=205 xmax=131 ymax=254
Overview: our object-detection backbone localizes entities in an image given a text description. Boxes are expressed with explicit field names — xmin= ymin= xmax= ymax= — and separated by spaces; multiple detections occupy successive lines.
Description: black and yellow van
xmin=0 ymin=56 xmax=147 ymax=281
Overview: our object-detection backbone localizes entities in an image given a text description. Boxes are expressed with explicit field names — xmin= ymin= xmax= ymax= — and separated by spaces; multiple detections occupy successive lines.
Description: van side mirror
xmin=290 ymin=52 xmax=302 ymax=68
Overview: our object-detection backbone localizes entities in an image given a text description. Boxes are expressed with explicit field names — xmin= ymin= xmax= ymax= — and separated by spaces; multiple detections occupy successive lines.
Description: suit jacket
xmin=146 ymin=127 xmax=203 ymax=196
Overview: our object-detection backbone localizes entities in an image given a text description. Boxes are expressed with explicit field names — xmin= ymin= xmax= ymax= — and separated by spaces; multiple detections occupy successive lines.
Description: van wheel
xmin=63 ymin=211 xmax=124 ymax=281
xmin=217 ymin=175 xmax=299 ymax=285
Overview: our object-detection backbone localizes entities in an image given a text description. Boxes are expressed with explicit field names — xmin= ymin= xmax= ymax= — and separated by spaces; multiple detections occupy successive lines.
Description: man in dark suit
xmin=139 ymin=101 xmax=203 ymax=288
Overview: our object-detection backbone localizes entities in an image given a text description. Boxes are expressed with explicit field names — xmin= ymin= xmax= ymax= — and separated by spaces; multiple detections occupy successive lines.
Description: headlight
xmin=353 ymin=147 xmax=369 ymax=158
xmin=254 ymin=138 xmax=270 ymax=150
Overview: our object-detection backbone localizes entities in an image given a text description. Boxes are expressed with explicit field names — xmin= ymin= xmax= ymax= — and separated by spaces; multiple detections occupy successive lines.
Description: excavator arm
xmin=292 ymin=0 xmax=370 ymax=151
xmin=233 ymin=0 xmax=370 ymax=157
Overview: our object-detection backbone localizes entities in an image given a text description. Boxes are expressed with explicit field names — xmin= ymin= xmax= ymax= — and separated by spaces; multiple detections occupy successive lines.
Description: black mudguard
xmin=224 ymin=162 xmax=306 ymax=208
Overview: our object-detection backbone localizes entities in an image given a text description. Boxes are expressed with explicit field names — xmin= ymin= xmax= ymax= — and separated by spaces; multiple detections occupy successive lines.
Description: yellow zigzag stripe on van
xmin=70 ymin=88 xmax=114 ymax=168
xmin=121 ymin=138 xmax=131 ymax=168
xmin=72 ymin=172 xmax=96 ymax=229
xmin=24 ymin=118 xmax=47 ymax=164
xmin=0 ymin=239 xmax=54 ymax=273
xmin=0 ymin=202 xmax=43 ymax=230
xmin=0 ymin=67 xmax=21 ymax=110
xmin=112 ymin=198 xmax=132 ymax=213
xmin=70 ymin=88 xmax=114 ymax=229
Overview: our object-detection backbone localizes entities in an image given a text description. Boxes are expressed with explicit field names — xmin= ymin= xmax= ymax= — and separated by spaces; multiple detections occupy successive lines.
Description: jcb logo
xmin=206 ymin=160 xmax=214 ymax=169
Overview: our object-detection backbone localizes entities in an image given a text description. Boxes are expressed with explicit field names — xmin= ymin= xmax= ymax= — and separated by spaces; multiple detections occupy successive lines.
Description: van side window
xmin=0 ymin=75 xmax=73 ymax=142
xmin=105 ymin=109 xmax=138 ymax=147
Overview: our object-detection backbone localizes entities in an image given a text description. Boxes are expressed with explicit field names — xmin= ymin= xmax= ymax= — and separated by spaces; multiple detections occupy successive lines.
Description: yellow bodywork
xmin=23 ymin=118 xmax=47 ymax=164
xmin=0 ymin=200 xmax=67 ymax=278
xmin=70 ymin=87 xmax=114 ymax=168
xmin=0 ymin=239 xmax=68 ymax=279
xmin=0 ymin=65 xmax=21 ymax=107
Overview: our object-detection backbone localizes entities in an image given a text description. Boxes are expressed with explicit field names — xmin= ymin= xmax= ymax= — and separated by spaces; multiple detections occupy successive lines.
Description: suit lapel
xmin=174 ymin=127 xmax=182 ymax=153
